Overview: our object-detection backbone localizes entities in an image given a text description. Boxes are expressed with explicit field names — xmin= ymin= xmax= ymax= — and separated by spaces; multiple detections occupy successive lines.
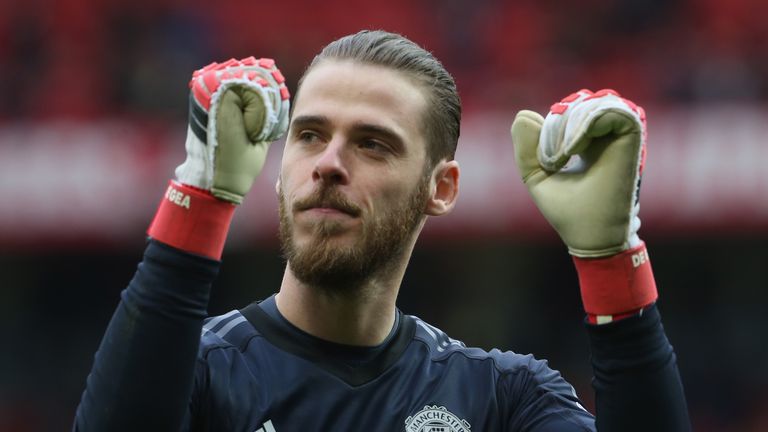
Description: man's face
xmin=278 ymin=60 xmax=432 ymax=290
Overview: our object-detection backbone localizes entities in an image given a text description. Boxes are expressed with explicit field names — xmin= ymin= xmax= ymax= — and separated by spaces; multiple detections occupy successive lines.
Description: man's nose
xmin=312 ymin=139 xmax=350 ymax=185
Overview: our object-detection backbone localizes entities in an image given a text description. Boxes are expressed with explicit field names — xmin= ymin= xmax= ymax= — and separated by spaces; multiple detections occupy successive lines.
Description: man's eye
xmin=298 ymin=131 xmax=320 ymax=143
xmin=359 ymin=139 xmax=387 ymax=153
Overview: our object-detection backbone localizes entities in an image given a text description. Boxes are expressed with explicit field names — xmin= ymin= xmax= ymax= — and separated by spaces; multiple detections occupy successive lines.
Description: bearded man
xmin=74 ymin=31 xmax=690 ymax=431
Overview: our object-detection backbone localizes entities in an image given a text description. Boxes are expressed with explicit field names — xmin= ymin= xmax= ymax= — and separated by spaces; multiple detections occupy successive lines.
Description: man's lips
xmin=313 ymin=206 xmax=343 ymax=212
xmin=294 ymin=200 xmax=361 ymax=217
xmin=301 ymin=206 xmax=358 ymax=217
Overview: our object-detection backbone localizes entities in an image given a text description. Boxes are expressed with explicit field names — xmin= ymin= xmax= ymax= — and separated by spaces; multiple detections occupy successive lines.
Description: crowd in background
xmin=1 ymin=0 xmax=767 ymax=122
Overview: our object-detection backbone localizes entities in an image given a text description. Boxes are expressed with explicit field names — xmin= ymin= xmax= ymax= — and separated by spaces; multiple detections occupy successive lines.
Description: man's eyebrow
xmin=291 ymin=116 xmax=406 ymax=150
xmin=290 ymin=115 xmax=330 ymax=129
xmin=351 ymin=122 xmax=406 ymax=151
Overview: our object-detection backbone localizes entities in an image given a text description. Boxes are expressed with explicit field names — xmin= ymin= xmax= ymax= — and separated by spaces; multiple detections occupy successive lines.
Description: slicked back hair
xmin=295 ymin=30 xmax=461 ymax=169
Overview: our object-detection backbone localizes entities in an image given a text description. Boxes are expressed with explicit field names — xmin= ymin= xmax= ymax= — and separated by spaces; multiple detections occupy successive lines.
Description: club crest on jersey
xmin=404 ymin=405 xmax=471 ymax=432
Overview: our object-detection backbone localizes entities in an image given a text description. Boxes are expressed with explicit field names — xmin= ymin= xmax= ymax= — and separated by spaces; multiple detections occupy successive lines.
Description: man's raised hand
xmin=177 ymin=57 xmax=291 ymax=204
xmin=510 ymin=89 xmax=656 ymax=322
xmin=147 ymin=58 xmax=290 ymax=259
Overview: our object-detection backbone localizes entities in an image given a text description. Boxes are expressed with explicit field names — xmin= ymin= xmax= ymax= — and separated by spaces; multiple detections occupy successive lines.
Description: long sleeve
xmin=73 ymin=239 xmax=220 ymax=431
xmin=587 ymin=304 xmax=691 ymax=431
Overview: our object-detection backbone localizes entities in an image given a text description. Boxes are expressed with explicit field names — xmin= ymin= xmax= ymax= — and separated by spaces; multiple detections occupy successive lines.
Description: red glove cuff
xmin=147 ymin=181 xmax=236 ymax=260
xmin=573 ymin=242 xmax=658 ymax=321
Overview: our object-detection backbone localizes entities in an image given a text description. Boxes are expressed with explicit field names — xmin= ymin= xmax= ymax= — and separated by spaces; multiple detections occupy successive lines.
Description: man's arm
xmin=73 ymin=58 xmax=290 ymax=431
xmin=73 ymin=241 xmax=219 ymax=430
xmin=510 ymin=90 xmax=691 ymax=430
xmin=587 ymin=304 xmax=689 ymax=431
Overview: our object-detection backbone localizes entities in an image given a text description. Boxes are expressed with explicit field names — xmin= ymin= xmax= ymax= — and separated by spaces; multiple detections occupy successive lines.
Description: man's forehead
xmin=291 ymin=60 xmax=429 ymax=147
xmin=294 ymin=60 xmax=427 ymax=112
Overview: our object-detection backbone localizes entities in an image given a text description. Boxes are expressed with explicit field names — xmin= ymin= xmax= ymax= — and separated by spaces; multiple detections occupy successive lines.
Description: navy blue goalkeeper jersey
xmin=74 ymin=240 xmax=690 ymax=431
xmin=186 ymin=295 xmax=592 ymax=431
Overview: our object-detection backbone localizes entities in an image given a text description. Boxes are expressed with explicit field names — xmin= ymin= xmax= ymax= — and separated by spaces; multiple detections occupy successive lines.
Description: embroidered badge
xmin=404 ymin=405 xmax=471 ymax=432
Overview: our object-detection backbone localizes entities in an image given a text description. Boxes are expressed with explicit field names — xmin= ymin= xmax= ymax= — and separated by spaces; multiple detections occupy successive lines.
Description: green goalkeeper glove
xmin=148 ymin=57 xmax=290 ymax=259
xmin=511 ymin=89 xmax=657 ymax=323
xmin=178 ymin=57 xmax=291 ymax=204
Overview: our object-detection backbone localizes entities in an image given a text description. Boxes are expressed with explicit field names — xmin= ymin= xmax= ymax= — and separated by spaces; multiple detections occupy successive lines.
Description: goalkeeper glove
xmin=148 ymin=57 xmax=291 ymax=259
xmin=510 ymin=89 xmax=657 ymax=324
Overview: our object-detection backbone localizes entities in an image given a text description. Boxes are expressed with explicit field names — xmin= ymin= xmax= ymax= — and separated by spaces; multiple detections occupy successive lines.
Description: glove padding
xmin=511 ymin=89 xmax=647 ymax=257
xmin=176 ymin=57 xmax=291 ymax=204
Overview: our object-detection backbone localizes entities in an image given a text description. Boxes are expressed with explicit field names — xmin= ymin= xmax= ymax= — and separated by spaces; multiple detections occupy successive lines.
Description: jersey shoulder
xmin=409 ymin=314 xmax=553 ymax=375
xmin=409 ymin=315 xmax=592 ymax=425
xmin=198 ymin=309 xmax=257 ymax=355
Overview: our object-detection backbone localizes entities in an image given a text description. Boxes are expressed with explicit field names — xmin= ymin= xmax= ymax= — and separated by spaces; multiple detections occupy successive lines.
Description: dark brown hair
xmin=297 ymin=30 xmax=461 ymax=168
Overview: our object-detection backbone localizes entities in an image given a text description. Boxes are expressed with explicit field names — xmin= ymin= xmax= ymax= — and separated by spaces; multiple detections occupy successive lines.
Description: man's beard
xmin=278 ymin=176 xmax=429 ymax=294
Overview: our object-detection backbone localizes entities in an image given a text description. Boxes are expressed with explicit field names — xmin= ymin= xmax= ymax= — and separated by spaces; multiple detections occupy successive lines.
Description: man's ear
xmin=425 ymin=160 xmax=460 ymax=216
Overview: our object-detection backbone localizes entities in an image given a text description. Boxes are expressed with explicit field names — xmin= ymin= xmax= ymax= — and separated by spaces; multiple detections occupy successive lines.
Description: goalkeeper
xmin=74 ymin=31 xmax=690 ymax=431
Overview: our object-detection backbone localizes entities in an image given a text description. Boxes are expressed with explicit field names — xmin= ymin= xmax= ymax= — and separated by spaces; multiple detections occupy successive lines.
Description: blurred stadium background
xmin=1 ymin=0 xmax=767 ymax=430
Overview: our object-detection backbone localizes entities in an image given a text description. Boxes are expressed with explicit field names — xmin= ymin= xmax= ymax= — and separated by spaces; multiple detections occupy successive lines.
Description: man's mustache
xmin=292 ymin=186 xmax=362 ymax=217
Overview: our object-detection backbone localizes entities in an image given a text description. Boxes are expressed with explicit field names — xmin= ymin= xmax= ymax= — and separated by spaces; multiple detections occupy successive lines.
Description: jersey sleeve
xmin=587 ymin=304 xmax=691 ymax=431
xmin=500 ymin=354 xmax=596 ymax=431
xmin=499 ymin=305 xmax=690 ymax=431
xmin=72 ymin=239 xmax=219 ymax=431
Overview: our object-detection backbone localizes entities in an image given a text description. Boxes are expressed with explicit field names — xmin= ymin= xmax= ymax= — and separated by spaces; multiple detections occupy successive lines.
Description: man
xmin=74 ymin=30 xmax=690 ymax=431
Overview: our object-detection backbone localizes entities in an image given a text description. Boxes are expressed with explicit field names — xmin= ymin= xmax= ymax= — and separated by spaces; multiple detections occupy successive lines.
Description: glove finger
xmin=237 ymin=84 xmax=289 ymax=143
xmin=578 ymin=114 xmax=643 ymax=209
xmin=212 ymin=89 xmax=271 ymax=203
xmin=576 ymin=110 xmax=641 ymax=167
xmin=241 ymin=62 xmax=288 ymax=108
xmin=510 ymin=110 xmax=545 ymax=183
xmin=239 ymin=88 xmax=267 ymax=143
xmin=239 ymin=65 xmax=289 ymax=142
xmin=562 ymin=92 xmax=642 ymax=158
xmin=586 ymin=108 xmax=640 ymax=139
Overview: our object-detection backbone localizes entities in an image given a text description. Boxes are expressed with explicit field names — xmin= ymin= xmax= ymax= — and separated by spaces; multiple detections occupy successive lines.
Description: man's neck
xmin=274 ymin=262 xmax=407 ymax=347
